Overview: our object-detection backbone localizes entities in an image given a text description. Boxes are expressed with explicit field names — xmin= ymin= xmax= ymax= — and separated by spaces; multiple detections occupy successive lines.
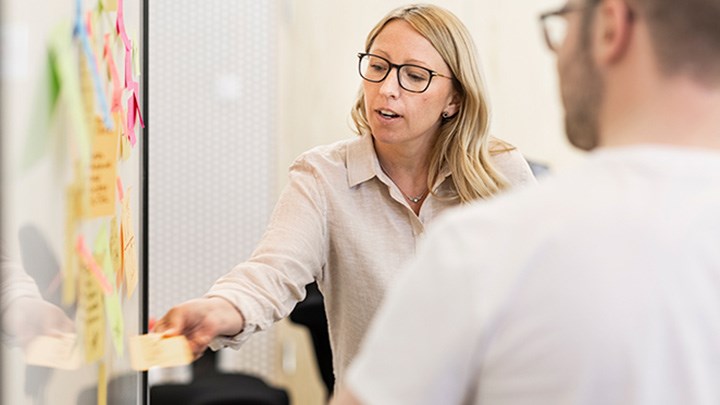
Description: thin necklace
xmin=378 ymin=162 xmax=429 ymax=204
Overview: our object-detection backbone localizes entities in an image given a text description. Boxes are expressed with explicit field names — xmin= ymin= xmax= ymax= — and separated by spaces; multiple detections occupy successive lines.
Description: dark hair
xmin=626 ymin=0 xmax=720 ymax=84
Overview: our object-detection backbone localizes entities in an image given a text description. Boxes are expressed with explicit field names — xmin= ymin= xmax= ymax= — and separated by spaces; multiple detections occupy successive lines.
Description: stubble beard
xmin=561 ymin=32 xmax=604 ymax=151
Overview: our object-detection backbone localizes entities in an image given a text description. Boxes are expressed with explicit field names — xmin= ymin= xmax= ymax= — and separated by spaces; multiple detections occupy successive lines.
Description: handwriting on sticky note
xmin=129 ymin=334 xmax=193 ymax=371
xmin=80 ymin=261 xmax=105 ymax=363
xmin=25 ymin=333 xmax=81 ymax=370
xmin=89 ymin=117 xmax=117 ymax=218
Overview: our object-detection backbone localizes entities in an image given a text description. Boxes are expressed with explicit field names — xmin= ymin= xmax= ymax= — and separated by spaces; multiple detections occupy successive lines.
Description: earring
xmin=442 ymin=112 xmax=449 ymax=118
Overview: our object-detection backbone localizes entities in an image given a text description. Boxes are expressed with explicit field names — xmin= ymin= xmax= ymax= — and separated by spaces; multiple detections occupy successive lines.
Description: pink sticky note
xmin=76 ymin=236 xmax=112 ymax=294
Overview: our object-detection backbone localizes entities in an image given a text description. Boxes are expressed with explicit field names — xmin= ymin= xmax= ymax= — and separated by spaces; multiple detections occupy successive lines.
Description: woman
xmin=154 ymin=3 xmax=535 ymax=385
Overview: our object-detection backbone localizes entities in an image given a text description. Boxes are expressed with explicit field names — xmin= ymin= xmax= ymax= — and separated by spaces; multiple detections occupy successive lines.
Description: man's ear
xmin=593 ymin=0 xmax=634 ymax=65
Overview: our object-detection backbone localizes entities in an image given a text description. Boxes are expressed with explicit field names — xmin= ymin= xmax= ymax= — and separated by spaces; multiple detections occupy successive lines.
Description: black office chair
xmin=289 ymin=282 xmax=334 ymax=395
xmin=80 ymin=356 xmax=290 ymax=405
xmin=150 ymin=350 xmax=289 ymax=405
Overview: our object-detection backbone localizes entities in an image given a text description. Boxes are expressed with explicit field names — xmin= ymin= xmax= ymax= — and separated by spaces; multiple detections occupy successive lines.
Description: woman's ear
xmin=444 ymin=92 xmax=461 ymax=118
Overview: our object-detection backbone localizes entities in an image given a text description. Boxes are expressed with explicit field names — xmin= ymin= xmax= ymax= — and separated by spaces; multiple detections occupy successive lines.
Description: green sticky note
xmin=104 ymin=291 xmax=124 ymax=356
xmin=21 ymin=48 xmax=61 ymax=171
xmin=48 ymin=22 xmax=90 ymax=168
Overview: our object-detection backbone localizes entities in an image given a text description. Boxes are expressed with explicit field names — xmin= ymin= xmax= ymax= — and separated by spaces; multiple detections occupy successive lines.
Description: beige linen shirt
xmin=206 ymin=134 xmax=535 ymax=382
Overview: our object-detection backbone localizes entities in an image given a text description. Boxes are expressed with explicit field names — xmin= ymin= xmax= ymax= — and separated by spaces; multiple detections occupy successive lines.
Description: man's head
xmin=542 ymin=0 xmax=720 ymax=150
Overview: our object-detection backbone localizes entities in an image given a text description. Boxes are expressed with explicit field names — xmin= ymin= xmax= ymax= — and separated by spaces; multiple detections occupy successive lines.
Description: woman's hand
xmin=153 ymin=297 xmax=245 ymax=359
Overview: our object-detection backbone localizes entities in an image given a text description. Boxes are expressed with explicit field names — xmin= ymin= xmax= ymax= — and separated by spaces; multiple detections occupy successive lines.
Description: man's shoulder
xmin=431 ymin=166 xmax=599 ymax=248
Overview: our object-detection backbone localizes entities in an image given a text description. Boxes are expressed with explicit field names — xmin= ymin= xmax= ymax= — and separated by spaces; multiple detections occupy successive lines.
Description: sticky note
xmin=110 ymin=217 xmax=123 ymax=287
xmin=105 ymin=291 xmax=124 ymax=356
xmin=80 ymin=263 xmax=105 ymax=363
xmin=122 ymin=190 xmax=138 ymax=298
xmin=63 ymin=184 xmax=82 ymax=306
xmin=129 ymin=334 xmax=193 ymax=371
xmin=49 ymin=22 xmax=90 ymax=167
xmin=89 ymin=117 xmax=118 ymax=218
xmin=21 ymin=50 xmax=60 ymax=171
xmin=102 ymin=0 xmax=118 ymax=12
xmin=98 ymin=362 xmax=108 ymax=405
xmin=25 ymin=333 xmax=81 ymax=370
xmin=76 ymin=236 xmax=112 ymax=294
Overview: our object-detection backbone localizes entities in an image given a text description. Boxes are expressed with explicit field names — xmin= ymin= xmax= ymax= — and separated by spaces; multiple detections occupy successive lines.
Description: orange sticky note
xmin=128 ymin=334 xmax=193 ymax=371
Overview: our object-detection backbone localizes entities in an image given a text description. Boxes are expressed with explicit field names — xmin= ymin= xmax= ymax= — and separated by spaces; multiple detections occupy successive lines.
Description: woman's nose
xmin=379 ymin=68 xmax=401 ymax=97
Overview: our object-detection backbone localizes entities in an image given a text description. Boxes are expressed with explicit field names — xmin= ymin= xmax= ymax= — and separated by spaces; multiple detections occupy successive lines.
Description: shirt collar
xmin=347 ymin=134 xmax=382 ymax=188
xmin=346 ymin=134 xmax=454 ymax=190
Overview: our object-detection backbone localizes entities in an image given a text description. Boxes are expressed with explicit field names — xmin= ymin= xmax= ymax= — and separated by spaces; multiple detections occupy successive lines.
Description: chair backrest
xmin=289 ymin=282 xmax=334 ymax=394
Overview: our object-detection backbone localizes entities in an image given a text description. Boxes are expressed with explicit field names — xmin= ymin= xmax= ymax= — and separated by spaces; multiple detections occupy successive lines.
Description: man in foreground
xmin=332 ymin=0 xmax=720 ymax=403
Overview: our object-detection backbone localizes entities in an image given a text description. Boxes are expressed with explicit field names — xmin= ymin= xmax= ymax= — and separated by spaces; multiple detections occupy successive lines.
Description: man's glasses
xmin=357 ymin=53 xmax=453 ymax=93
xmin=539 ymin=4 xmax=591 ymax=52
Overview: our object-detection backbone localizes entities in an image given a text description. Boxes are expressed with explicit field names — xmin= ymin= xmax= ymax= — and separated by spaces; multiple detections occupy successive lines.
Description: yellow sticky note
xmin=63 ymin=184 xmax=82 ymax=306
xmin=122 ymin=191 xmax=138 ymax=298
xmin=89 ymin=118 xmax=117 ymax=218
xmin=132 ymin=42 xmax=141 ymax=77
xmin=80 ymin=264 xmax=105 ymax=363
xmin=75 ymin=166 xmax=89 ymax=219
xmin=98 ymin=362 xmax=107 ymax=405
xmin=129 ymin=334 xmax=193 ymax=371
xmin=114 ymin=109 xmax=129 ymax=162
xmin=25 ymin=333 xmax=81 ymax=370
xmin=102 ymin=0 xmax=118 ymax=11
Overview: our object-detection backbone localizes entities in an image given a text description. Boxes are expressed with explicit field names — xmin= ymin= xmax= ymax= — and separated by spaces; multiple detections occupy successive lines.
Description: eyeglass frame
xmin=538 ymin=3 xmax=594 ymax=52
xmin=357 ymin=52 xmax=453 ymax=94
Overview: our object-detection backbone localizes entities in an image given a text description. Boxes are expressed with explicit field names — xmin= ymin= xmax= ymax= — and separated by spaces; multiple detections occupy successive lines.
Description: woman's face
xmin=363 ymin=20 xmax=458 ymax=150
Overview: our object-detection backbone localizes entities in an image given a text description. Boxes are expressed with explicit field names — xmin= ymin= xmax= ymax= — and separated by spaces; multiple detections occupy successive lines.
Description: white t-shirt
xmin=346 ymin=146 xmax=720 ymax=405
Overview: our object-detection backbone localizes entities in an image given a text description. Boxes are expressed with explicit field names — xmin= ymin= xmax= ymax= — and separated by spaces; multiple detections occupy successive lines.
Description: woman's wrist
xmin=206 ymin=296 xmax=245 ymax=337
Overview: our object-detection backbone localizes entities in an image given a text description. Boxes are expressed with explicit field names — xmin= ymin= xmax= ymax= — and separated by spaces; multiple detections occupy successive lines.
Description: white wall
xmin=277 ymin=0 xmax=585 ymax=192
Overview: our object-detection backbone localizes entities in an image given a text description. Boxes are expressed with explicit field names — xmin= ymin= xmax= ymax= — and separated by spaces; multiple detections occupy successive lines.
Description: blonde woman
xmin=155 ymin=3 xmax=535 ymax=386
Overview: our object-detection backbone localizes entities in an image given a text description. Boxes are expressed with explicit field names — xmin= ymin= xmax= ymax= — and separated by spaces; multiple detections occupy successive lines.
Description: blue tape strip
xmin=74 ymin=0 xmax=114 ymax=130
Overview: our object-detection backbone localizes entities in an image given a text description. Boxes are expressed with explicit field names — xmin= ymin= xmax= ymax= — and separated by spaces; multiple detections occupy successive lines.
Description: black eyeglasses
xmin=357 ymin=53 xmax=453 ymax=93
xmin=539 ymin=3 xmax=592 ymax=52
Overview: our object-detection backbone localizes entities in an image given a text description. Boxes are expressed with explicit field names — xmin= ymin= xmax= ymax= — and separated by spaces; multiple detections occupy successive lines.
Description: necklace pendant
xmin=408 ymin=196 xmax=421 ymax=203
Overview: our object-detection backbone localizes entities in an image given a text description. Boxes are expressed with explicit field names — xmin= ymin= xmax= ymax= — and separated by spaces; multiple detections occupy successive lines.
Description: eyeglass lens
xmin=543 ymin=14 xmax=568 ymax=51
xmin=359 ymin=54 xmax=433 ymax=93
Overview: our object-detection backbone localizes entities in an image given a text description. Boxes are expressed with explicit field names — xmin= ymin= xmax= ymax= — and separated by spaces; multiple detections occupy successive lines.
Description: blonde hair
xmin=351 ymin=4 xmax=512 ymax=203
